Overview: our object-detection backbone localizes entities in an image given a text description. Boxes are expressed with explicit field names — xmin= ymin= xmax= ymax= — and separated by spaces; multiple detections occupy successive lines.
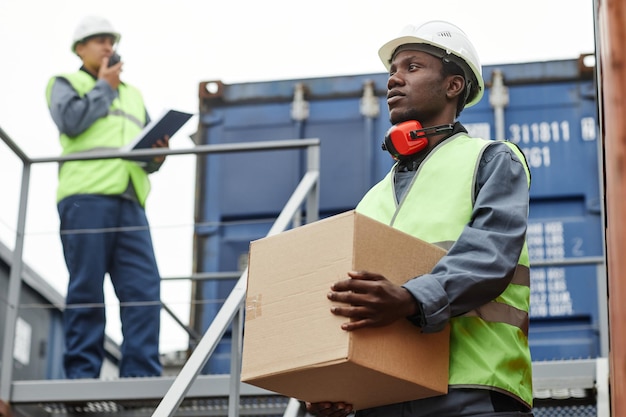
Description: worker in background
xmin=45 ymin=16 xmax=166 ymax=379
xmin=306 ymin=21 xmax=533 ymax=416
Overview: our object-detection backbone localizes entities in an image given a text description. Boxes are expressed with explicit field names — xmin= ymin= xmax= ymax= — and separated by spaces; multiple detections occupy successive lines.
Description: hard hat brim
xmin=71 ymin=32 xmax=121 ymax=53
xmin=378 ymin=35 xmax=443 ymax=71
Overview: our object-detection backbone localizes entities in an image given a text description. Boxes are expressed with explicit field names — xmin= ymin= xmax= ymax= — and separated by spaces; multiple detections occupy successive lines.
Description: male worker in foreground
xmin=306 ymin=20 xmax=533 ymax=416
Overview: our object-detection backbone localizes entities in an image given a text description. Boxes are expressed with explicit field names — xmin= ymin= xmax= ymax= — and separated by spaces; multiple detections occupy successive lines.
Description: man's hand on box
xmin=305 ymin=401 xmax=353 ymax=417
xmin=328 ymin=270 xmax=418 ymax=331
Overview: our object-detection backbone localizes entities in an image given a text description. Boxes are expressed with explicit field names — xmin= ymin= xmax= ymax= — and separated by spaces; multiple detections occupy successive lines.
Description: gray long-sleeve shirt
xmin=48 ymin=75 xmax=129 ymax=137
xmin=48 ymin=68 xmax=162 ymax=178
xmin=395 ymin=124 xmax=530 ymax=333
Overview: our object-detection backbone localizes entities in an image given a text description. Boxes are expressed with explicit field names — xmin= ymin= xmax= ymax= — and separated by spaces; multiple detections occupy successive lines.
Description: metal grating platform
xmin=16 ymin=396 xmax=291 ymax=417
xmin=534 ymin=404 xmax=597 ymax=417
xmin=9 ymin=375 xmax=291 ymax=417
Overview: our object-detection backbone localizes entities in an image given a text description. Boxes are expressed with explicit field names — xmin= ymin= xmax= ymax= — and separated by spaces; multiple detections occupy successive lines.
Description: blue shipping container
xmin=192 ymin=56 xmax=602 ymax=373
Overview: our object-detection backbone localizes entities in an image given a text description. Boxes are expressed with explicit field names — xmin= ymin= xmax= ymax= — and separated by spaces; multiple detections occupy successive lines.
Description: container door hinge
xmin=360 ymin=80 xmax=380 ymax=118
xmin=291 ymin=83 xmax=310 ymax=121
xmin=489 ymin=70 xmax=509 ymax=141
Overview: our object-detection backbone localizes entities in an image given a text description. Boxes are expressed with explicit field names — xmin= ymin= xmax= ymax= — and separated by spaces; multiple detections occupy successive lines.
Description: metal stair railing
xmin=0 ymin=125 xmax=320 ymax=417
xmin=153 ymin=162 xmax=320 ymax=417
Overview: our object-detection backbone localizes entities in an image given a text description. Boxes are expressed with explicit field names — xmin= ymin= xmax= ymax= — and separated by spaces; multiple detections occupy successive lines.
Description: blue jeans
xmin=58 ymin=194 xmax=162 ymax=378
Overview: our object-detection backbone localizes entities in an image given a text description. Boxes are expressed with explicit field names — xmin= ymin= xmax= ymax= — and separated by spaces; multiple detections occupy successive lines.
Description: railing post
xmin=0 ymin=163 xmax=31 ymax=401
xmin=305 ymin=143 xmax=320 ymax=224
xmin=228 ymin=304 xmax=244 ymax=417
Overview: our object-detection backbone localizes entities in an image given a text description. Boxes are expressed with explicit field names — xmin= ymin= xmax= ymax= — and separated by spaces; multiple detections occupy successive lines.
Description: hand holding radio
xmin=99 ymin=51 xmax=122 ymax=90
xmin=107 ymin=51 xmax=121 ymax=67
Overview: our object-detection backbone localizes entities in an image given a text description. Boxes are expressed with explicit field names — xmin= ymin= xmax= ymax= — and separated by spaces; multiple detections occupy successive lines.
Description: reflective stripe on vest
xmin=107 ymin=108 xmax=145 ymax=130
xmin=356 ymin=133 xmax=533 ymax=407
xmin=46 ymin=71 xmax=151 ymax=206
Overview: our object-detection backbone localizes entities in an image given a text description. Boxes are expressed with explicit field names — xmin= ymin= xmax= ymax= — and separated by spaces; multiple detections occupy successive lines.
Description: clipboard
xmin=122 ymin=109 xmax=193 ymax=161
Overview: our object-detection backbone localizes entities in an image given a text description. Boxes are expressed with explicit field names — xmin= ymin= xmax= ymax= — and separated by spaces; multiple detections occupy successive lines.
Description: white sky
xmin=0 ymin=0 xmax=596 ymax=353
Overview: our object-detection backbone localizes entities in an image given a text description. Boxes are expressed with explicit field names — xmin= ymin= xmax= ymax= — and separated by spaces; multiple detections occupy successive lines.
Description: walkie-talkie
xmin=108 ymin=52 xmax=121 ymax=67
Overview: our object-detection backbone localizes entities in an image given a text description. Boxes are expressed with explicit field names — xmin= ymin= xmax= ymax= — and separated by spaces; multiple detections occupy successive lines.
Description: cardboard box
xmin=241 ymin=210 xmax=449 ymax=410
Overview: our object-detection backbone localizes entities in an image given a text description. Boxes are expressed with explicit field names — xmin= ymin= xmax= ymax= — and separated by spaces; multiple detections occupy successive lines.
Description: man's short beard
xmin=390 ymin=108 xmax=422 ymax=126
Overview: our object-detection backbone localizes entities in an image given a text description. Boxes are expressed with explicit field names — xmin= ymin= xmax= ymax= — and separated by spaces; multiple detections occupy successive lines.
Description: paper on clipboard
xmin=122 ymin=109 xmax=193 ymax=161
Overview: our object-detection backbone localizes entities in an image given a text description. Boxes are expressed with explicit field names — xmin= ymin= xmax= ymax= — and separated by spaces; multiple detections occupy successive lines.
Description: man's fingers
xmin=347 ymin=270 xmax=385 ymax=280
xmin=330 ymin=301 xmax=380 ymax=330
xmin=305 ymin=402 xmax=353 ymax=417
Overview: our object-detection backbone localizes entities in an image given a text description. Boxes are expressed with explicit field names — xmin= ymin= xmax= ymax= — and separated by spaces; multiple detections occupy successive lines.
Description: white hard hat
xmin=71 ymin=16 xmax=121 ymax=53
xmin=378 ymin=20 xmax=484 ymax=108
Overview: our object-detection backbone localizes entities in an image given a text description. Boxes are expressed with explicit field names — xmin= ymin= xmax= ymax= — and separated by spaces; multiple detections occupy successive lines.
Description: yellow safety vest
xmin=356 ymin=133 xmax=533 ymax=407
xmin=46 ymin=70 xmax=151 ymax=206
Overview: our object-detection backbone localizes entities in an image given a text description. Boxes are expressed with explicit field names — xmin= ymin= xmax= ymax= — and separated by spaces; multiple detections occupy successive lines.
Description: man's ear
xmin=446 ymin=75 xmax=465 ymax=101
xmin=74 ymin=43 xmax=84 ymax=59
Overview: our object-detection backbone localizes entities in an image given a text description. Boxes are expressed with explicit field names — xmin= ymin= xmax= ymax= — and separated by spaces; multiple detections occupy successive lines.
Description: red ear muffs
xmin=382 ymin=120 xmax=429 ymax=160
xmin=382 ymin=121 xmax=455 ymax=160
